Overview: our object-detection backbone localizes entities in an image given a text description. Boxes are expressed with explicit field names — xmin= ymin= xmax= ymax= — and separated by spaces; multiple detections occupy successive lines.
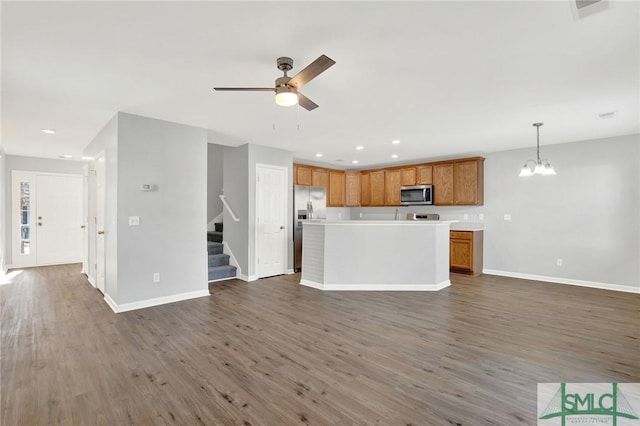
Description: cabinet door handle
xmin=97 ymin=230 xmax=105 ymax=235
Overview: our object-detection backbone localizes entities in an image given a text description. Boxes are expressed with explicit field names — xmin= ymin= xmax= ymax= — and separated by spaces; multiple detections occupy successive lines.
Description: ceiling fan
xmin=213 ymin=55 xmax=336 ymax=111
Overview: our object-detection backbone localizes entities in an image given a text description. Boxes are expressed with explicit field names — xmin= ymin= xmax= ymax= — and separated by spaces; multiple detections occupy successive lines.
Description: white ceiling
xmin=2 ymin=1 xmax=638 ymax=168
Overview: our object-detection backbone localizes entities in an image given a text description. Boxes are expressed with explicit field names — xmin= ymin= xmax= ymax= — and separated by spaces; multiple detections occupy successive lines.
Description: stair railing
xmin=219 ymin=195 xmax=240 ymax=222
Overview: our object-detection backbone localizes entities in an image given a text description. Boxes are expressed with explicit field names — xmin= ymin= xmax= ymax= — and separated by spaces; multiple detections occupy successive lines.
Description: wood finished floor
xmin=1 ymin=264 xmax=638 ymax=425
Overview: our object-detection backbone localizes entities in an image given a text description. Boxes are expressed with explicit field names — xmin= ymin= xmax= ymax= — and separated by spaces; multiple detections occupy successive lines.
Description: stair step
xmin=214 ymin=222 xmax=223 ymax=232
xmin=207 ymin=231 xmax=223 ymax=243
xmin=208 ymin=265 xmax=237 ymax=281
xmin=207 ymin=242 xmax=223 ymax=255
xmin=208 ymin=253 xmax=230 ymax=267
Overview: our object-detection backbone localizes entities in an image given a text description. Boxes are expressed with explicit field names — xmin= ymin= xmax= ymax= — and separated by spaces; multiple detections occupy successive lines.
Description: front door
xmin=256 ymin=164 xmax=288 ymax=278
xmin=12 ymin=171 xmax=83 ymax=267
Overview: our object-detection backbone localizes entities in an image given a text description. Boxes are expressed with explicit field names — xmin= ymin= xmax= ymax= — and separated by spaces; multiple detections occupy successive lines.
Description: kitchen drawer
xmin=450 ymin=231 xmax=472 ymax=240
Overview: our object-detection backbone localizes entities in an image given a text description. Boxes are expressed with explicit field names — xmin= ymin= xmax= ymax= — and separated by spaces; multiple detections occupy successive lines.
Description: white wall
xmin=2 ymin=155 xmax=84 ymax=267
xmin=350 ymin=134 xmax=640 ymax=290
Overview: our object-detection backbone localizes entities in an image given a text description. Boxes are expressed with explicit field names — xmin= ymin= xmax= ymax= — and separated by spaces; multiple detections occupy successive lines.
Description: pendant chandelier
xmin=519 ymin=122 xmax=557 ymax=177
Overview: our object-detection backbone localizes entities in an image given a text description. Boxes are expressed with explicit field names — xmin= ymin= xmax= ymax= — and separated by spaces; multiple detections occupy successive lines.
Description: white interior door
xmin=82 ymin=164 xmax=89 ymax=274
xmin=11 ymin=171 xmax=83 ymax=267
xmin=95 ymin=154 xmax=106 ymax=293
xmin=256 ymin=164 xmax=288 ymax=278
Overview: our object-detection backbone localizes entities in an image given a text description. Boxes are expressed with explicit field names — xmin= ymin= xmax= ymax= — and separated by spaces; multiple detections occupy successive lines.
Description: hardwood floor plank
xmin=1 ymin=264 xmax=638 ymax=425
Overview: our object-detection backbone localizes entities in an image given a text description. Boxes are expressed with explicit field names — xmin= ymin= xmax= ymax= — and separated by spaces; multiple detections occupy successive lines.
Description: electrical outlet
xmin=479 ymin=214 xmax=484 ymax=221
xmin=463 ymin=214 xmax=469 ymax=221
xmin=504 ymin=214 xmax=512 ymax=221
xmin=153 ymin=273 xmax=160 ymax=283
xmin=128 ymin=216 xmax=140 ymax=226
xmin=359 ymin=212 xmax=363 ymax=218
xmin=556 ymin=258 xmax=563 ymax=267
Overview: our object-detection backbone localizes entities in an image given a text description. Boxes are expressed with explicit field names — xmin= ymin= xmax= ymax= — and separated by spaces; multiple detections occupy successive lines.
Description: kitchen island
xmin=300 ymin=220 xmax=455 ymax=291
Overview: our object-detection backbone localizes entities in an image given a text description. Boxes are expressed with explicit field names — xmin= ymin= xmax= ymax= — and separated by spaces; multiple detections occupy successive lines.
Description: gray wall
xmin=222 ymin=144 xmax=249 ymax=276
xmin=222 ymin=143 xmax=293 ymax=279
xmin=3 ymin=155 xmax=84 ymax=267
xmin=350 ymin=134 xmax=640 ymax=289
xmin=115 ymin=113 xmax=208 ymax=304
xmin=207 ymin=143 xmax=224 ymax=224
xmin=83 ymin=113 xmax=208 ymax=306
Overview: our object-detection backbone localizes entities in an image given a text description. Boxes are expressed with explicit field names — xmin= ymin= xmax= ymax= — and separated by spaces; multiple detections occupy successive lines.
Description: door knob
xmin=38 ymin=216 xmax=42 ymax=220
xmin=280 ymin=226 xmax=285 ymax=229
xmin=80 ymin=225 xmax=86 ymax=229
xmin=98 ymin=230 xmax=105 ymax=235
xmin=38 ymin=222 xmax=42 ymax=226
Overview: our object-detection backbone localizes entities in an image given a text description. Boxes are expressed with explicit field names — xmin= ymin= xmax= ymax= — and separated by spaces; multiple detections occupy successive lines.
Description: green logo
xmin=539 ymin=383 xmax=639 ymax=425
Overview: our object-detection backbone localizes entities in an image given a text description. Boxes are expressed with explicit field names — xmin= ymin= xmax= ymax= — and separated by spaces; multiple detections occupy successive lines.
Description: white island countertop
xmin=300 ymin=220 xmax=454 ymax=291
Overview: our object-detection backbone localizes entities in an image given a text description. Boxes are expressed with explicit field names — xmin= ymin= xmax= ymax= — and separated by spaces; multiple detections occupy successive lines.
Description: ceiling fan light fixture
xmin=275 ymin=86 xmax=298 ymax=107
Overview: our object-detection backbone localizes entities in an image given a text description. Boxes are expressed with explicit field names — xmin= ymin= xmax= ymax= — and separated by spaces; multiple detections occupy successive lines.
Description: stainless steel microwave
xmin=400 ymin=185 xmax=433 ymax=205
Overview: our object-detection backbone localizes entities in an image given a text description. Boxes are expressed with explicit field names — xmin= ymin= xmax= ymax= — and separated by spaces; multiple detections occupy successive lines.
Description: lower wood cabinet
xmin=450 ymin=230 xmax=483 ymax=276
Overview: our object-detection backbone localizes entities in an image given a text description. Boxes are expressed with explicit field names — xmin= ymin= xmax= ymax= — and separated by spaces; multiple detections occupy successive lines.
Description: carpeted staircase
xmin=207 ymin=222 xmax=223 ymax=243
xmin=207 ymin=222 xmax=237 ymax=281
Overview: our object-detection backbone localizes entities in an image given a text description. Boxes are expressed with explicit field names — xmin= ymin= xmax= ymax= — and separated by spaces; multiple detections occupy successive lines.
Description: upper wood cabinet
xmin=433 ymin=163 xmax=454 ymax=205
xmin=294 ymin=164 xmax=312 ymax=185
xmin=369 ymin=170 xmax=385 ymax=206
xmin=360 ymin=172 xmax=371 ymax=206
xmin=454 ymin=159 xmax=484 ymax=205
xmin=328 ymin=170 xmax=345 ymax=207
xmin=384 ymin=170 xmax=402 ymax=206
xmin=416 ymin=165 xmax=433 ymax=185
xmin=433 ymin=158 xmax=484 ymax=206
xmin=400 ymin=167 xmax=416 ymax=186
xmin=345 ymin=171 xmax=361 ymax=207
xmin=311 ymin=168 xmax=328 ymax=188
xmin=293 ymin=156 xmax=483 ymax=208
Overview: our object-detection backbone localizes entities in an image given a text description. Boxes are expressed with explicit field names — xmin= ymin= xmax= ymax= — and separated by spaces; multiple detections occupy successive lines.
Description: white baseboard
xmin=286 ymin=269 xmax=294 ymax=275
xmin=104 ymin=289 xmax=211 ymax=314
xmin=483 ymin=269 xmax=640 ymax=294
xmin=87 ymin=274 xmax=97 ymax=288
xmin=237 ymin=273 xmax=259 ymax=282
xmin=299 ymin=279 xmax=451 ymax=291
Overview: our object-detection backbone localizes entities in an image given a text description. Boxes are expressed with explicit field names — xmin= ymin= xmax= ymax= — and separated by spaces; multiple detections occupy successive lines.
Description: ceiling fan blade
xmin=297 ymin=92 xmax=319 ymax=111
xmin=287 ymin=55 xmax=336 ymax=89
xmin=213 ymin=87 xmax=274 ymax=92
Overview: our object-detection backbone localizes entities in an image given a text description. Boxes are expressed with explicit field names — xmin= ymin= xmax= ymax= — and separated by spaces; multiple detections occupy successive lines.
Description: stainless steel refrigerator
xmin=294 ymin=185 xmax=327 ymax=272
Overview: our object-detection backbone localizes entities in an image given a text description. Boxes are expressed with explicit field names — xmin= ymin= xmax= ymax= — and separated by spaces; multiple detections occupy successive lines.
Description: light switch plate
xmin=504 ymin=214 xmax=512 ymax=221
xmin=128 ymin=216 xmax=140 ymax=226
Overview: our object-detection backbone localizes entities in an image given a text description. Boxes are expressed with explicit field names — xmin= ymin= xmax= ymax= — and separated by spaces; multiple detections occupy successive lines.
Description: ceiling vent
xmin=570 ymin=0 xmax=612 ymax=20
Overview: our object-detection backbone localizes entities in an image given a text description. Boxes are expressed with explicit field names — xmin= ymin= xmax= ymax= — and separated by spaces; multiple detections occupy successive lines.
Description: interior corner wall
xmin=207 ymin=143 xmax=224 ymax=223
xmin=115 ymin=113 xmax=208 ymax=305
xmin=222 ymin=144 xmax=249 ymax=277
xmin=2 ymin=155 xmax=85 ymax=267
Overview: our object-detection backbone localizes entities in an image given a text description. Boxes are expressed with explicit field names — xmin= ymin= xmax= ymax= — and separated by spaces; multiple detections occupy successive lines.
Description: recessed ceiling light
xmin=41 ymin=128 xmax=56 ymax=134
xmin=352 ymin=160 xmax=359 ymax=164
xmin=391 ymin=139 xmax=400 ymax=145
xmin=315 ymin=153 xmax=323 ymax=157
xmin=58 ymin=154 xmax=73 ymax=159
xmin=355 ymin=146 xmax=364 ymax=150
xmin=597 ymin=111 xmax=617 ymax=119
xmin=391 ymin=154 xmax=399 ymax=159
